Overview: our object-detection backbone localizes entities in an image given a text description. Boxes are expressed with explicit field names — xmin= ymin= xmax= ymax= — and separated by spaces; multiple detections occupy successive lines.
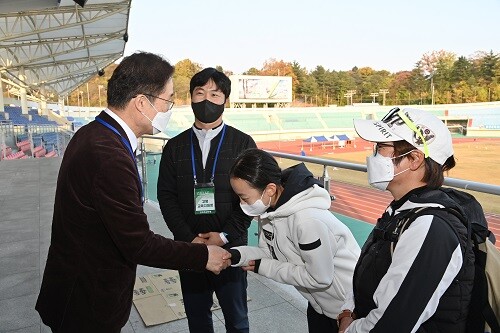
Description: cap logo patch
xmin=413 ymin=124 xmax=435 ymax=146
xmin=382 ymin=111 xmax=405 ymax=128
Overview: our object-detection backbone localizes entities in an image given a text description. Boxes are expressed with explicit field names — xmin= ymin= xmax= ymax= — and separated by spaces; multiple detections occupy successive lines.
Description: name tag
xmin=194 ymin=183 xmax=216 ymax=215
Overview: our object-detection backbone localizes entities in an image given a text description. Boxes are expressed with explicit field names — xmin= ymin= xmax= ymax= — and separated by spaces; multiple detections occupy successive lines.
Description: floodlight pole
xmin=343 ymin=93 xmax=352 ymax=106
xmin=347 ymin=90 xmax=357 ymax=105
xmin=86 ymin=83 xmax=90 ymax=115
xmin=379 ymin=89 xmax=389 ymax=106
xmin=79 ymin=91 xmax=83 ymax=117
xmin=431 ymin=77 xmax=435 ymax=105
xmin=98 ymin=84 xmax=104 ymax=108
xmin=76 ymin=91 xmax=80 ymax=113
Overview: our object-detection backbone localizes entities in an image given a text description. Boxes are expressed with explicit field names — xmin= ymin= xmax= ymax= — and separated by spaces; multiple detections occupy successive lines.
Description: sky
xmin=123 ymin=0 xmax=500 ymax=74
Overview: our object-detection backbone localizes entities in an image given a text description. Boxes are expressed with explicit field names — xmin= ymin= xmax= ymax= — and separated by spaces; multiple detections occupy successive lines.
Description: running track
xmin=329 ymin=180 xmax=500 ymax=250
xmin=258 ymin=138 xmax=500 ymax=249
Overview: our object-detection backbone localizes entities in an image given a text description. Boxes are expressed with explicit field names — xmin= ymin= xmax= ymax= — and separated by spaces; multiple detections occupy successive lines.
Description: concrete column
xmin=19 ymin=67 xmax=28 ymax=114
xmin=40 ymin=85 xmax=48 ymax=116
xmin=0 ymin=75 xmax=5 ymax=112
xmin=58 ymin=96 xmax=65 ymax=115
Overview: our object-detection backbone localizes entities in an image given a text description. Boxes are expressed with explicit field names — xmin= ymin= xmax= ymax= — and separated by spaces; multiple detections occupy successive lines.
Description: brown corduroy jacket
xmin=36 ymin=111 xmax=208 ymax=332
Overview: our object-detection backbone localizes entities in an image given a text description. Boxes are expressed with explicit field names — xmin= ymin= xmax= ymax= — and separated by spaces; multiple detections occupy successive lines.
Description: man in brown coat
xmin=35 ymin=52 xmax=231 ymax=332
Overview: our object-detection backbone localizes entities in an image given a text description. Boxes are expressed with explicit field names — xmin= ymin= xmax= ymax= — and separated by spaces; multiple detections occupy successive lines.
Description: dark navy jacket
xmin=157 ymin=124 xmax=256 ymax=247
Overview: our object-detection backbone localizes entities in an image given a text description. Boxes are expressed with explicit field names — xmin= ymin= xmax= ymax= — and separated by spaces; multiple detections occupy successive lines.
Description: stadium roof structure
xmin=0 ymin=0 xmax=131 ymax=99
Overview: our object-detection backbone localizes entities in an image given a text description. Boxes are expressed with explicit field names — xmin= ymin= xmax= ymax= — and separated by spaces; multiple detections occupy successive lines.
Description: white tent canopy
xmin=0 ymin=0 xmax=131 ymax=98
xmin=303 ymin=135 xmax=329 ymax=143
xmin=328 ymin=135 xmax=339 ymax=142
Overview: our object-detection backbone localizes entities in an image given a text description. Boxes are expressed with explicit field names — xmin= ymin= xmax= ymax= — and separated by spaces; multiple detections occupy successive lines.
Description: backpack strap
xmin=392 ymin=206 xmax=471 ymax=255
xmin=390 ymin=207 xmax=428 ymax=255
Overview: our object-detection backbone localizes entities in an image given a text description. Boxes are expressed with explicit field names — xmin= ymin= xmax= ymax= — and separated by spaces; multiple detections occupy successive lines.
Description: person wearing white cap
xmin=338 ymin=107 xmax=475 ymax=333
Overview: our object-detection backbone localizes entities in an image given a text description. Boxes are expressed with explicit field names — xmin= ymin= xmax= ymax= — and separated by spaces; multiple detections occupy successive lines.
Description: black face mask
xmin=192 ymin=100 xmax=224 ymax=124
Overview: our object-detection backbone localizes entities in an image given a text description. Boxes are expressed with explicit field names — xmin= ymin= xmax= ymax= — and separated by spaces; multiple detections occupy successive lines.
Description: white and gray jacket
xmin=232 ymin=184 xmax=361 ymax=319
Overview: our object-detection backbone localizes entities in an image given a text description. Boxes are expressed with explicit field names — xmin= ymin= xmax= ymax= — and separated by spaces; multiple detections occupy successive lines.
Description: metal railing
xmin=267 ymin=151 xmax=500 ymax=196
xmin=137 ymin=136 xmax=500 ymax=201
xmin=138 ymin=135 xmax=170 ymax=201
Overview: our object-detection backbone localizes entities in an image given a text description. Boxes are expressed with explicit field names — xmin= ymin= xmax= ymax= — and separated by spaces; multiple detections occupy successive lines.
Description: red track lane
xmin=329 ymin=181 xmax=500 ymax=250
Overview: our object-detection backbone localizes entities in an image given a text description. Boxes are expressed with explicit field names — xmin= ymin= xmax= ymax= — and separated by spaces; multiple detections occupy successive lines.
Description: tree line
xmin=69 ymin=49 xmax=499 ymax=107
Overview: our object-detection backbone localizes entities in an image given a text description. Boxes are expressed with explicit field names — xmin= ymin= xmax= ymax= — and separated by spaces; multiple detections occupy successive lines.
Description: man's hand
xmin=205 ymin=245 xmax=231 ymax=274
xmin=338 ymin=316 xmax=354 ymax=333
xmin=191 ymin=236 xmax=207 ymax=244
xmin=198 ymin=232 xmax=224 ymax=246
xmin=241 ymin=260 xmax=256 ymax=272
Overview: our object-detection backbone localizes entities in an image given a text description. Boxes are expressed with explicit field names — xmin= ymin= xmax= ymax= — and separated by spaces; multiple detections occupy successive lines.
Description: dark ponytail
xmin=230 ymin=148 xmax=282 ymax=191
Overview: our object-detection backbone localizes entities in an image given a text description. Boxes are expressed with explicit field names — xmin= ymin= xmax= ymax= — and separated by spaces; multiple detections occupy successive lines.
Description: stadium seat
xmin=16 ymin=139 xmax=31 ymax=148
xmin=4 ymin=106 xmax=58 ymax=125
xmin=45 ymin=150 xmax=57 ymax=158
xmin=34 ymin=148 xmax=47 ymax=158
xmin=5 ymin=151 xmax=26 ymax=160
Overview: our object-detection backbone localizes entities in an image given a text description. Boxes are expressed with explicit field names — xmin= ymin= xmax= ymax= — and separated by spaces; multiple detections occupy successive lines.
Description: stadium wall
xmin=4 ymin=102 xmax=500 ymax=142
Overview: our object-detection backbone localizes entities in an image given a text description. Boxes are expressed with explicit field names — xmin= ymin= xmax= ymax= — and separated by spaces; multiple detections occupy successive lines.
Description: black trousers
xmin=307 ymin=303 xmax=339 ymax=333
xmin=179 ymin=267 xmax=249 ymax=333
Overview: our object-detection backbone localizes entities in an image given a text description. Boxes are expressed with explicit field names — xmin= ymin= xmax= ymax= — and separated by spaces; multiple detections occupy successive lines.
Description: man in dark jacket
xmin=158 ymin=68 xmax=256 ymax=333
xmin=35 ymin=53 xmax=231 ymax=333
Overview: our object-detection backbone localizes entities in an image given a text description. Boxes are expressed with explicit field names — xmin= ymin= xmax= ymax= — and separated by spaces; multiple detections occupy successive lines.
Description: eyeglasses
xmin=380 ymin=107 xmax=429 ymax=158
xmin=373 ymin=143 xmax=394 ymax=156
xmin=142 ymin=93 xmax=175 ymax=111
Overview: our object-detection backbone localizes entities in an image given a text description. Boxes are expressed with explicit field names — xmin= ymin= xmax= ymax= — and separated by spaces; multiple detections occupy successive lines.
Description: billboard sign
xmin=230 ymin=75 xmax=292 ymax=104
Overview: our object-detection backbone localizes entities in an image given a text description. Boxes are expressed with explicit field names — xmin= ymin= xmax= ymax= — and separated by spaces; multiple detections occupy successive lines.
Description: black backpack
xmin=390 ymin=188 xmax=500 ymax=333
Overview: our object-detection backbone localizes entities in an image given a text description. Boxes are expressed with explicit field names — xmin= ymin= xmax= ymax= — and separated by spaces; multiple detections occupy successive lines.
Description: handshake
xmin=193 ymin=232 xmax=239 ymax=274
xmin=205 ymin=245 xmax=233 ymax=274
xmin=194 ymin=232 xmax=244 ymax=274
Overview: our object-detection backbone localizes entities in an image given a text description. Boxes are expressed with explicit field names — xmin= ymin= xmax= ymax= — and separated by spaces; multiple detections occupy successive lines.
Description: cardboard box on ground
xmin=133 ymin=270 xmax=224 ymax=326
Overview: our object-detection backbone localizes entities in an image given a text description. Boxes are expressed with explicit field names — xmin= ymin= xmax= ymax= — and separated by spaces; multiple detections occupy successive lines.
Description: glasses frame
xmin=142 ymin=93 xmax=175 ymax=111
xmin=373 ymin=143 xmax=394 ymax=156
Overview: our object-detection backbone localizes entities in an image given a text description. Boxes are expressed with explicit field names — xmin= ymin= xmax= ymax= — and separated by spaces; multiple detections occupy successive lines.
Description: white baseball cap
xmin=353 ymin=107 xmax=454 ymax=165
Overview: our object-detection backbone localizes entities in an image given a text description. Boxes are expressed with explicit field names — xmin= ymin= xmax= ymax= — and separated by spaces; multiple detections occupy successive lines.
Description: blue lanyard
xmin=190 ymin=125 xmax=226 ymax=185
xmin=95 ymin=117 xmax=144 ymax=202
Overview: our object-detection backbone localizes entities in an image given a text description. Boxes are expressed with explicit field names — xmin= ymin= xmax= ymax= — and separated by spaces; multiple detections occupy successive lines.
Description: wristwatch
xmin=337 ymin=310 xmax=355 ymax=326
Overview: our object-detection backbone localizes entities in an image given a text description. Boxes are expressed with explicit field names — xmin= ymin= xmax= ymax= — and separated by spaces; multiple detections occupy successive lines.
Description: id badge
xmin=194 ymin=183 xmax=216 ymax=215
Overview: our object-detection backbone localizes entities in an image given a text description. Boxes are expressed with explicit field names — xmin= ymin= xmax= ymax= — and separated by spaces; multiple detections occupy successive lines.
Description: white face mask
xmin=240 ymin=190 xmax=271 ymax=217
xmin=366 ymin=150 xmax=413 ymax=191
xmin=142 ymin=99 xmax=172 ymax=134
